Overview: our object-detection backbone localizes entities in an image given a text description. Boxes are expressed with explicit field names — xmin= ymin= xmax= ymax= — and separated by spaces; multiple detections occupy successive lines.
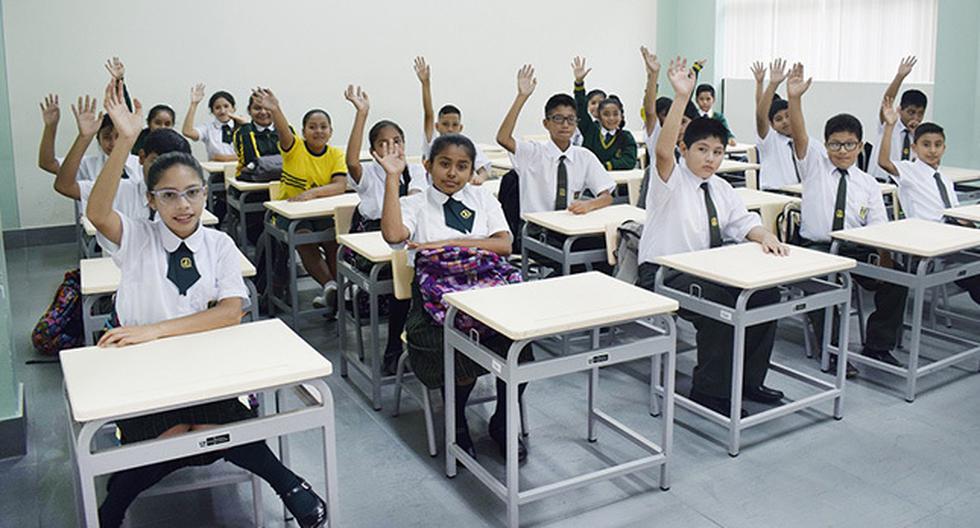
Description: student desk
xmin=654 ymin=243 xmax=855 ymax=456
xmin=944 ymin=204 xmax=980 ymax=224
xmin=263 ymin=193 xmax=361 ymax=327
xmin=716 ymin=159 xmax=762 ymax=189
xmin=734 ymin=188 xmax=800 ymax=234
xmin=830 ymin=218 xmax=980 ymax=401
xmin=335 ymin=232 xmax=396 ymax=410
xmin=521 ymin=204 xmax=645 ymax=277
xmin=200 ymin=160 xmax=237 ymax=213
xmin=442 ymin=272 xmax=678 ymax=528
xmin=779 ymin=181 xmax=901 ymax=218
xmin=943 ymin=166 xmax=980 ymax=203
xmin=79 ymin=250 xmax=258 ymax=346
xmin=62 ymin=319 xmax=339 ymax=528
xmin=225 ymin=175 xmax=277 ymax=249
xmin=78 ymin=211 xmax=220 ymax=259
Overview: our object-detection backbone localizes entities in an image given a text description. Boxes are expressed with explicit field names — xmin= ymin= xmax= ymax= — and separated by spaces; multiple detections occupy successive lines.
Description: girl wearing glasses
xmin=86 ymin=80 xmax=328 ymax=528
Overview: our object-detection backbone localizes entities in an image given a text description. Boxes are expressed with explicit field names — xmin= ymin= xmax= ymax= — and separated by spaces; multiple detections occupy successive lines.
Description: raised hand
xmin=667 ymin=57 xmax=695 ymax=96
xmin=641 ymin=46 xmax=661 ymax=78
xmin=71 ymin=95 xmax=102 ymax=137
xmin=881 ymin=96 xmax=899 ymax=126
xmin=897 ymin=55 xmax=917 ymax=78
xmin=414 ymin=56 xmax=430 ymax=84
xmin=571 ymin=56 xmax=591 ymax=82
xmin=103 ymin=80 xmax=143 ymax=139
xmin=40 ymin=94 xmax=60 ymax=126
xmin=769 ymin=58 xmax=788 ymax=84
xmin=517 ymin=64 xmax=537 ymax=97
xmin=190 ymin=83 xmax=205 ymax=104
xmin=104 ymin=56 xmax=125 ymax=80
xmin=344 ymin=85 xmax=370 ymax=113
xmin=250 ymin=87 xmax=280 ymax=112
xmin=751 ymin=61 xmax=766 ymax=83
xmin=786 ymin=63 xmax=812 ymax=98
xmin=372 ymin=139 xmax=406 ymax=176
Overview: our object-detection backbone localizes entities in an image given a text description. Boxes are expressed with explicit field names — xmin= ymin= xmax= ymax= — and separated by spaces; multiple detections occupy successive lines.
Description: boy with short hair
xmin=751 ymin=58 xmax=804 ymax=190
xmin=869 ymin=56 xmax=925 ymax=181
xmin=787 ymin=63 xmax=908 ymax=376
xmin=695 ymin=83 xmax=735 ymax=145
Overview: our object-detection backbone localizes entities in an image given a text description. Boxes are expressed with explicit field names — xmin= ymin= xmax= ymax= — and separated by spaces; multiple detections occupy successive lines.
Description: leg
xmin=98 ymin=459 xmax=189 ymax=528
xmin=384 ymin=299 xmax=411 ymax=372
xmin=322 ymin=240 xmax=339 ymax=283
xmin=741 ymin=288 xmax=781 ymax=392
xmin=223 ymin=442 xmax=327 ymax=524
xmin=955 ymin=274 xmax=980 ymax=305
xmin=297 ymin=243 xmax=331 ymax=286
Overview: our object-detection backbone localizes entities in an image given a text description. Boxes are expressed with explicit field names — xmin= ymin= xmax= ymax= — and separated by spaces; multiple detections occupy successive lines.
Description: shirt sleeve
xmin=511 ymin=140 xmax=539 ymax=176
xmin=399 ymin=194 xmax=422 ymax=238
xmin=644 ymin=120 xmax=661 ymax=156
xmin=719 ymin=183 xmax=762 ymax=242
xmin=331 ymin=148 xmax=348 ymax=177
xmin=648 ymin=162 xmax=682 ymax=211
xmin=407 ymin=164 xmax=429 ymax=194
xmin=110 ymin=213 xmax=152 ymax=268
xmin=193 ymin=124 xmax=207 ymax=143
xmin=213 ymin=234 xmax=250 ymax=309
xmin=279 ymin=132 xmax=302 ymax=160
xmin=482 ymin=189 xmax=511 ymax=237
xmin=583 ymin=151 xmax=616 ymax=196
xmin=473 ymin=144 xmax=492 ymax=173
xmin=797 ymin=140 xmax=826 ymax=182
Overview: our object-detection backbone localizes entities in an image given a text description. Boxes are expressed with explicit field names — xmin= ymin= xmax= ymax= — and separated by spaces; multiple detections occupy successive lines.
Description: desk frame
xmin=520 ymin=222 xmax=606 ymax=278
xmin=263 ymin=211 xmax=335 ymax=327
xmin=227 ymin=183 xmax=269 ymax=250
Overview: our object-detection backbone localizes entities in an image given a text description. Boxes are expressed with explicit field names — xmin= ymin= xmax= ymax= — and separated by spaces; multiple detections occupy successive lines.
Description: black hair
xmin=823 ymin=113 xmax=863 ymax=142
xmin=695 ymin=84 xmax=715 ymax=97
xmin=768 ymin=99 xmax=789 ymax=122
xmin=368 ymin=119 xmax=406 ymax=150
xmin=146 ymin=104 xmax=175 ymax=125
xmin=913 ymin=122 xmax=945 ymax=143
xmin=145 ymin=152 xmax=205 ymax=191
xmin=586 ymin=89 xmax=607 ymax=102
xmin=655 ymin=96 xmax=672 ymax=116
xmin=98 ymin=114 xmax=115 ymax=135
xmin=682 ymin=117 xmax=729 ymax=148
xmin=142 ymin=128 xmax=192 ymax=158
xmin=437 ymin=104 xmax=461 ymax=118
xmin=683 ymin=101 xmax=700 ymax=121
xmin=597 ymin=95 xmax=626 ymax=129
xmin=429 ymin=133 xmax=476 ymax=166
xmin=208 ymin=90 xmax=235 ymax=110
xmin=248 ymin=92 xmax=262 ymax=109
xmin=302 ymin=109 xmax=331 ymax=127
xmin=545 ymin=93 xmax=576 ymax=116
xmin=900 ymin=89 xmax=928 ymax=110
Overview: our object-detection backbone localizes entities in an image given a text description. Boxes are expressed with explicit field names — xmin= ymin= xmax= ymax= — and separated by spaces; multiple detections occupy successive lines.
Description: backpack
xmin=238 ymin=154 xmax=283 ymax=183
xmin=32 ymin=269 xmax=84 ymax=355
xmin=612 ymin=221 xmax=644 ymax=284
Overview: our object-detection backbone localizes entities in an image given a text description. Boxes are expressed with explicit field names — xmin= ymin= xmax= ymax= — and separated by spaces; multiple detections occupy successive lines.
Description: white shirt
xmin=643 ymin=119 xmax=662 ymax=156
xmin=111 ymin=215 xmax=249 ymax=327
xmin=77 ymin=150 xmax=141 ymax=183
xmin=420 ymin=131 xmax=492 ymax=173
xmin=892 ymin=159 xmax=959 ymax=222
xmin=869 ymin=120 xmax=915 ymax=181
xmin=756 ymin=130 xmax=806 ymax=190
xmin=640 ymin=159 xmax=761 ymax=263
xmin=510 ymin=139 xmax=615 ymax=214
xmin=572 ymin=127 xmax=584 ymax=147
xmin=193 ymin=118 xmax=237 ymax=159
xmin=353 ymin=161 xmax=427 ymax=220
xmin=797 ymin=141 xmax=888 ymax=243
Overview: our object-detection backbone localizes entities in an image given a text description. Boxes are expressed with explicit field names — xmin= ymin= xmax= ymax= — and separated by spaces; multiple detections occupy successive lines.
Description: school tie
xmin=673 ymin=148 xmax=681 ymax=162
xmin=166 ymin=242 xmax=200 ymax=296
xmin=934 ymin=172 xmax=952 ymax=208
xmin=604 ymin=131 xmax=614 ymax=143
xmin=832 ymin=169 xmax=848 ymax=231
xmin=398 ymin=167 xmax=412 ymax=197
xmin=555 ymin=155 xmax=568 ymax=210
xmin=221 ymin=124 xmax=233 ymax=144
xmin=443 ymin=197 xmax=474 ymax=234
xmin=788 ymin=140 xmax=801 ymax=182
xmin=901 ymin=130 xmax=911 ymax=161
xmin=700 ymin=182 xmax=723 ymax=248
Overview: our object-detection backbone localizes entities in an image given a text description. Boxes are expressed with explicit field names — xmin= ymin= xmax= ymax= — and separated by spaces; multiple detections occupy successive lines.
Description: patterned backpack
xmin=31 ymin=269 xmax=84 ymax=355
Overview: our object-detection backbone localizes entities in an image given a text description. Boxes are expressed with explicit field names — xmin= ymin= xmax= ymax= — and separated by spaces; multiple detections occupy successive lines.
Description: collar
xmin=913 ymin=158 xmax=939 ymax=174
xmin=601 ymin=127 xmax=618 ymax=137
xmin=700 ymin=109 xmax=712 ymax=118
xmin=157 ymin=218 xmax=205 ymax=253
xmin=213 ymin=118 xmax=233 ymax=129
xmin=546 ymin=140 xmax=575 ymax=163
xmin=426 ymin=183 xmax=469 ymax=206
xmin=253 ymin=122 xmax=275 ymax=133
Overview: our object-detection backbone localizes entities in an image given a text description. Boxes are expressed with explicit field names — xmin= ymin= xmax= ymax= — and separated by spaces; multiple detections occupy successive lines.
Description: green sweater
xmin=574 ymin=82 xmax=637 ymax=170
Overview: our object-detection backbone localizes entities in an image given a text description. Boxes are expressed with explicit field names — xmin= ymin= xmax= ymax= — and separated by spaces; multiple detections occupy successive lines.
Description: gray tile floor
xmin=2 ymin=242 xmax=980 ymax=527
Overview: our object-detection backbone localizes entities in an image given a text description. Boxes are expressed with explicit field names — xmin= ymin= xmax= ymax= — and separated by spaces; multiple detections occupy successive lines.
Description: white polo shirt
xmin=639 ymin=158 xmax=760 ymax=263
xmin=111 ymin=215 xmax=249 ymax=327
xmin=756 ymin=130 xmax=807 ymax=190
xmin=193 ymin=118 xmax=237 ymax=159
xmin=77 ymin=150 xmax=142 ymax=183
xmin=509 ymin=139 xmax=615 ymax=214
xmin=892 ymin=159 xmax=959 ymax=222
xmin=420 ymin=131 xmax=492 ymax=173
xmin=797 ymin=142 xmax=888 ymax=243
xmin=869 ymin=120 xmax=915 ymax=182
xmin=353 ymin=160 xmax=427 ymax=220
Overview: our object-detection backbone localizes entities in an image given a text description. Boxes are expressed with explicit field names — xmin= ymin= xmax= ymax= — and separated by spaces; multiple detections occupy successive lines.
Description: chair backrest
xmin=626 ymin=177 xmax=641 ymax=207
xmin=268 ymin=181 xmax=280 ymax=199
xmin=776 ymin=201 xmax=803 ymax=244
xmin=604 ymin=222 xmax=620 ymax=265
xmin=857 ymin=142 xmax=874 ymax=172
xmin=334 ymin=204 xmax=355 ymax=235
xmin=745 ymin=168 xmax=759 ymax=190
xmin=391 ymin=249 xmax=413 ymax=301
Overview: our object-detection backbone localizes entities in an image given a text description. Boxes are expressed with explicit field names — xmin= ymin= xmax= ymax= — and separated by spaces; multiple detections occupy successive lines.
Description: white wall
xmin=721 ymin=78 xmax=934 ymax=144
xmin=4 ymin=0 xmax=657 ymax=228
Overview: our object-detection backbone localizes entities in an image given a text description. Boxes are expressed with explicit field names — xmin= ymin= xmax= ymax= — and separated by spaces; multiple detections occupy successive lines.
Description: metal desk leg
xmin=337 ymin=270 xmax=349 ymax=377
xmin=505 ymin=363 xmax=521 ymax=528
xmin=727 ymin=290 xmax=751 ymax=457
xmin=369 ymin=280 xmax=382 ymax=410
xmin=520 ymin=222 xmax=530 ymax=280
xmin=905 ymin=259 xmax=929 ymax=402
xmin=660 ymin=316 xmax=677 ymax=490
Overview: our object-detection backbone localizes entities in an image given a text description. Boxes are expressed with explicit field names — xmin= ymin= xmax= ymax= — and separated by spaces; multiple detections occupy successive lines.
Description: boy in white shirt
xmin=869 ymin=56 xmax=926 ymax=181
xmin=751 ymin=59 xmax=805 ymax=190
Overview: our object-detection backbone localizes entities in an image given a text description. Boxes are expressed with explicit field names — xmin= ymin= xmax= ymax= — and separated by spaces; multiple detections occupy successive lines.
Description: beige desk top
xmin=780 ymin=181 xmax=897 ymax=196
xmin=944 ymin=204 xmax=980 ymax=223
xmin=337 ymin=232 xmax=394 ymax=263
xmin=227 ymin=176 xmax=275 ymax=192
xmin=611 ymin=169 xmax=645 ymax=185
xmin=200 ymin=160 xmax=238 ymax=173
xmin=491 ymin=157 xmax=514 ymax=171
xmin=61 ymin=319 xmax=332 ymax=422
xmin=264 ymin=193 xmax=361 ymax=220
xmin=81 ymin=250 xmax=256 ymax=296
xmin=476 ymin=143 xmax=508 ymax=154
xmin=941 ymin=165 xmax=980 ymax=184
xmin=81 ymin=210 xmax=219 ymax=237
xmin=734 ymin=188 xmax=800 ymax=210
xmin=727 ymin=143 xmax=757 ymax=154
xmin=443 ymin=271 xmax=678 ymax=341
xmin=654 ymin=242 xmax=855 ymax=290
xmin=831 ymin=217 xmax=980 ymax=258
xmin=522 ymin=204 xmax=646 ymax=236
xmin=717 ymin=159 xmax=761 ymax=174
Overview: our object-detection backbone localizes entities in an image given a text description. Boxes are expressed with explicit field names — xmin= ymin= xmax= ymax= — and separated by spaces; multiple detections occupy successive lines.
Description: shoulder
xmin=203 ymin=227 xmax=240 ymax=258
xmin=326 ymin=145 xmax=346 ymax=162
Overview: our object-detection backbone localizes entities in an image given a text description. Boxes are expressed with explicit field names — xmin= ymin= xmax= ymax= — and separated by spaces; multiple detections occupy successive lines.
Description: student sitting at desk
xmin=869 ymin=56 xmax=926 ymax=182
xmin=379 ymin=134 xmax=533 ymax=462
xmin=87 ymin=80 xmax=327 ymax=528
xmin=752 ymin=59 xmax=805 ymax=190
xmin=877 ymin=99 xmax=980 ymax=304
xmin=787 ymin=63 xmax=908 ymax=376
xmin=181 ymin=84 xmax=246 ymax=162
xmin=571 ymin=56 xmax=638 ymax=170
xmin=636 ymin=57 xmax=789 ymax=417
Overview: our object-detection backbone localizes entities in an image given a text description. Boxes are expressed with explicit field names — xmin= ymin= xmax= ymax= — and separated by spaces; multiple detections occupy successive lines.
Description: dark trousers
xmin=638 ymin=263 xmax=780 ymax=399
xmin=802 ymin=240 xmax=908 ymax=352
xmin=955 ymin=275 xmax=980 ymax=305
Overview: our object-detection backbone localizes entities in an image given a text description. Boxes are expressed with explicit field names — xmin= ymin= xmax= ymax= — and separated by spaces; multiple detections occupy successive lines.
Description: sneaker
xmin=312 ymin=281 xmax=338 ymax=310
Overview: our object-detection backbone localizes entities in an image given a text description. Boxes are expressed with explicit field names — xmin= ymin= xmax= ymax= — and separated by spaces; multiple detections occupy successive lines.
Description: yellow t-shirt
xmin=276 ymin=133 xmax=347 ymax=200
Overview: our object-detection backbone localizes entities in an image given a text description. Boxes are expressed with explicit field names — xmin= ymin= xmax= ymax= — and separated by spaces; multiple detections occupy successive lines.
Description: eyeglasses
xmin=825 ymin=141 xmax=860 ymax=152
xmin=150 ymin=185 xmax=206 ymax=205
xmin=547 ymin=115 xmax=579 ymax=126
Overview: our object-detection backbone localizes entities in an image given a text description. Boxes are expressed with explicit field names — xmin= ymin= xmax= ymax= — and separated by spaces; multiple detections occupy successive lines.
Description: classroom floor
xmin=3 ymin=242 xmax=980 ymax=528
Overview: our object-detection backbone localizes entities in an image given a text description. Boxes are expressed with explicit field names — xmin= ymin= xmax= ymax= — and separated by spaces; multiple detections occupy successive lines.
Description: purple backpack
xmin=31 ymin=269 xmax=84 ymax=355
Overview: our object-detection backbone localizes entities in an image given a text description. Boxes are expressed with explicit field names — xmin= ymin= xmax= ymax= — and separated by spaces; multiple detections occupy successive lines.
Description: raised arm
xmin=655 ymin=57 xmax=696 ymax=182
xmin=877 ymin=96 xmax=900 ymax=177
xmin=414 ymin=57 xmax=435 ymax=144
xmin=181 ymin=83 xmax=205 ymax=141
xmin=786 ymin=63 xmax=812 ymax=160
xmin=571 ymin=56 xmax=593 ymax=134
xmin=86 ymin=80 xmax=143 ymax=245
xmin=495 ymin=64 xmax=536 ymax=154
xmin=54 ymin=95 xmax=102 ymax=200
xmin=38 ymin=94 xmax=61 ymax=174
xmin=755 ymin=58 xmax=787 ymax=138
xmin=251 ymin=87 xmax=293 ymax=151
xmin=343 ymin=84 xmax=370 ymax=184
xmin=641 ymin=47 xmax=661 ymax=136
xmin=879 ymin=56 xmax=916 ymax=124
xmin=377 ymin=142 xmax=411 ymax=243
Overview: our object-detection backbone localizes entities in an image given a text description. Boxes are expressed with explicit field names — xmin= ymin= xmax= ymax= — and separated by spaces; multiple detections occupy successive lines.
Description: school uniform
xmin=756 ymin=130 xmax=807 ymax=190
xmin=700 ymin=108 xmax=732 ymax=137
xmin=193 ymin=118 xmax=237 ymax=159
xmin=276 ymin=134 xmax=346 ymax=201
xmin=574 ymin=84 xmax=638 ymax=170
xmin=232 ymin=122 xmax=280 ymax=176
xmin=420 ymin=132 xmax=492 ymax=174
xmin=78 ymin=171 xmax=152 ymax=254
xmin=351 ymin=160 xmax=427 ymax=231
xmin=636 ymin=158 xmax=779 ymax=400
xmin=797 ymin=141 xmax=908 ymax=354
xmin=638 ymin=121 xmax=663 ymax=209
xmin=869 ymin=120 xmax=915 ymax=182
xmin=77 ymin=151 xmax=142 ymax=183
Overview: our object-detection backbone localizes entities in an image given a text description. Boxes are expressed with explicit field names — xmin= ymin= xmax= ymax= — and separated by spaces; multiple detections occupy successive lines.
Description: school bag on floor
xmin=31 ymin=269 xmax=84 ymax=355
xmin=613 ymin=221 xmax=644 ymax=284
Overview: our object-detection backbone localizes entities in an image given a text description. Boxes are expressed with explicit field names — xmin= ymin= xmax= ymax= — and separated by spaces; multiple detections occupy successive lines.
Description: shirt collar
xmin=913 ymin=158 xmax=937 ymax=174
xmin=426 ymin=183 xmax=469 ymax=206
xmin=601 ymin=127 xmax=618 ymax=137
xmin=253 ymin=122 xmax=275 ymax=133
xmin=157 ymin=218 xmax=205 ymax=253
xmin=213 ymin=118 xmax=233 ymax=129
xmin=545 ymin=140 xmax=575 ymax=162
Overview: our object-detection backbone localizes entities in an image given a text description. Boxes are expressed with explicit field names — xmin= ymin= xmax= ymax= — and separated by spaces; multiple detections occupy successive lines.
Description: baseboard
xmin=0 ymin=383 xmax=27 ymax=460
xmin=3 ymin=224 xmax=75 ymax=249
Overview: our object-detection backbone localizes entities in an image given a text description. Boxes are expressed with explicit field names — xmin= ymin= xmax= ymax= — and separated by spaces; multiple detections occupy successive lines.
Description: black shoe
xmin=382 ymin=351 xmax=400 ymax=376
xmin=824 ymin=356 xmax=859 ymax=378
xmin=455 ymin=426 xmax=477 ymax=460
xmin=744 ymin=385 xmax=784 ymax=404
xmin=690 ymin=388 xmax=748 ymax=418
xmin=280 ymin=480 xmax=327 ymax=528
xmin=488 ymin=419 xmax=527 ymax=463
xmin=862 ymin=348 xmax=902 ymax=367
